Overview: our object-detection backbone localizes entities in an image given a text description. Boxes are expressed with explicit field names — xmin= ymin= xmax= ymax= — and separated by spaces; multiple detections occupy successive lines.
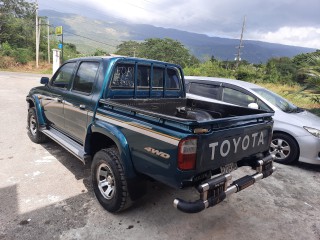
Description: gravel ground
xmin=0 ymin=71 xmax=319 ymax=240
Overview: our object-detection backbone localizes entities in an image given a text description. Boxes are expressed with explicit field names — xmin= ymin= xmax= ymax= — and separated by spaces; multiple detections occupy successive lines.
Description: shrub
xmin=13 ymin=48 xmax=32 ymax=64
xmin=0 ymin=42 xmax=13 ymax=56
xmin=0 ymin=56 xmax=16 ymax=68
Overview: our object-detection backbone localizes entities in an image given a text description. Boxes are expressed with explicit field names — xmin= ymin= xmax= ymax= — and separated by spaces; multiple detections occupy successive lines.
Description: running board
xmin=42 ymin=128 xmax=89 ymax=164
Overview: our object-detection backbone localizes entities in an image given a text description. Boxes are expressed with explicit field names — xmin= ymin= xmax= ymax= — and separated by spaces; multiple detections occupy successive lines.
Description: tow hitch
xmin=173 ymin=155 xmax=275 ymax=213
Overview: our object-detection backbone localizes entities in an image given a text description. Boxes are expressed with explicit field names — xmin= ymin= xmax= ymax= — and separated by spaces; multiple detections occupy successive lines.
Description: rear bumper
xmin=173 ymin=155 xmax=275 ymax=213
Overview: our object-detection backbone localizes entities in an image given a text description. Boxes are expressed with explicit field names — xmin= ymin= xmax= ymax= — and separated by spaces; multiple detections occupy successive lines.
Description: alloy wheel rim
xmin=270 ymin=138 xmax=291 ymax=160
xmin=97 ymin=163 xmax=115 ymax=200
xmin=29 ymin=115 xmax=37 ymax=136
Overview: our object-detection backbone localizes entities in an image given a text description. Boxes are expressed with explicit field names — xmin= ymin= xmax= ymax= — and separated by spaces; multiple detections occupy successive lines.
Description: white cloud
xmin=38 ymin=0 xmax=320 ymax=49
xmin=249 ymin=27 xmax=320 ymax=49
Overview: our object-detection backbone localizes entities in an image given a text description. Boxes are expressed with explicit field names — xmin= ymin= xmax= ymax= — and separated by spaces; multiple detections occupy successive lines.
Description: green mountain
xmin=41 ymin=10 xmax=316 ymax=63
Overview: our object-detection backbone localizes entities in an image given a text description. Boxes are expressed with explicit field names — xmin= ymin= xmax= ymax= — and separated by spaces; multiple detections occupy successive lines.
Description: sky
xmin=37 ymin=0 xmax=320 ymax=49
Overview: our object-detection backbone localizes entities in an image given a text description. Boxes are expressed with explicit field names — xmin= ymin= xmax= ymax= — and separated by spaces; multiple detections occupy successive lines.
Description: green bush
xmin=13 ymin=48 xmax=32 ymax=64
xmin=0 ymin=42 xmax=14 ymax=56
xmin=0 ymin=56 xmax=16 ymax=68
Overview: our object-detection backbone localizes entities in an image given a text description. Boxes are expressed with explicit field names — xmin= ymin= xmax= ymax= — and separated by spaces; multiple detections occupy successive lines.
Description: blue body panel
xmin=89 ymin=120 xmax=137 ymax=178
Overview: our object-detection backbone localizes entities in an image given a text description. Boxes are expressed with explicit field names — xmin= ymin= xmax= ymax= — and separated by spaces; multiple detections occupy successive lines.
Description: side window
xmin=222 ymin=87 xmax=255 ymax=107
xmin=137 ymin=65 xmax=150 ymax=88
xmin=51 ymin=62 xmax=76 ymax=88
xmin=111 ymin=63 xmax=135 ymax=88
xmin=73 ymin=61 xmax=99 ymax=94
xmin=166 ymin=68 xmax=181 ymax=89
xmin=189 ymin=83 xmax=220 ymax=99
xmin=257 ymin=99 xmax=271 ymax=111
xmin=153 ymin=67 xmax=164 ymax=88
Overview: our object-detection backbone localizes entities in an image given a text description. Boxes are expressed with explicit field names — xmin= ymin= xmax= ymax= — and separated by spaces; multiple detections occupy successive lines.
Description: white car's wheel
xmin=270 ymin=132 xmax=299 ymax=164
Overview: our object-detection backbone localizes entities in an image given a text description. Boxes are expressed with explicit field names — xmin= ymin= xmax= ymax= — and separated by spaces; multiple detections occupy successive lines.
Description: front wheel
xmin=91 ymin=148 xmax=131 ymax=213
xmin=27 ymin=107 xmax=49 ymax=143
xmin=270 ymin=132 xmax=299 ymax=164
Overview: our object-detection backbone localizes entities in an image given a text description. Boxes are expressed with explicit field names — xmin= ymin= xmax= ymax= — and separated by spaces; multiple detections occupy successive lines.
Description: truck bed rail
xmin=99 ymin=98 xmax=274 ymax=130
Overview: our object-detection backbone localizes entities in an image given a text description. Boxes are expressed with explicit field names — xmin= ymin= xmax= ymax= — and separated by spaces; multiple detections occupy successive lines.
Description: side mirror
xmin=248 ymin=102 xmax=259 ymax=109
xmin=40 ymin=77 xmax=49 ymax=85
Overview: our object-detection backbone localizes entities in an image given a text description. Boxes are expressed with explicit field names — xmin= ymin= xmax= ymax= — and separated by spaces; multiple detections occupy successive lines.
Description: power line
xmin=62 ymin=30 xmax=118 ymax=48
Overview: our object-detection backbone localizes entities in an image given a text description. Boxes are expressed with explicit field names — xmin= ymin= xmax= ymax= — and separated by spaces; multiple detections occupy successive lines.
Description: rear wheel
xmin=270 ymin=132 xmax=299 ymax=164
xmin=27 ymin=107 xmax=49 ymax=143
xmin=91 ymin=148 xmax=131 ymax=212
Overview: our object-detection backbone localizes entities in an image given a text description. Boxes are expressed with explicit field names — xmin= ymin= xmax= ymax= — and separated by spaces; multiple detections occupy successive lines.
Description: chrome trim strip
xmin=95 ymin=114 xmax=180 ymax=146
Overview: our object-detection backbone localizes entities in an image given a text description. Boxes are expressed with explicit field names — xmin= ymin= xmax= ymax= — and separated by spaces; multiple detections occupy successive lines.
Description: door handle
xmin=79 ymin=104 xmax=86 ymax=110
xmin=54 ymin=97 xmax=63 ymax=102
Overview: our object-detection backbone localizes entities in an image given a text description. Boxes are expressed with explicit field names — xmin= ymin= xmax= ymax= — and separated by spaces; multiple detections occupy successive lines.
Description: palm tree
xmin=298 ymin=51 xmax=320 ymax=103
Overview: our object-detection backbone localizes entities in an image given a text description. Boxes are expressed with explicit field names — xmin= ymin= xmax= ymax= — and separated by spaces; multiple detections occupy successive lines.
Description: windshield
xmin=251 ymin=88 xmax=303 ymax=113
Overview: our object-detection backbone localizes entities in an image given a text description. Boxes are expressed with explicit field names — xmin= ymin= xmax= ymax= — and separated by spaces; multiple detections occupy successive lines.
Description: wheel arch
xmin=26 ymin=95 xmax=46 ymax=126
xmin=85 ymin=120 xmax=137 ymax=179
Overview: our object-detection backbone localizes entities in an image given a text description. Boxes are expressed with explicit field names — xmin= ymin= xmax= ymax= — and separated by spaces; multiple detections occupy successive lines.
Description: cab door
xmin=42 ymin=62 xmax=76 ymax=131
xmin=63 ymin=61 xmax=101 ymax=144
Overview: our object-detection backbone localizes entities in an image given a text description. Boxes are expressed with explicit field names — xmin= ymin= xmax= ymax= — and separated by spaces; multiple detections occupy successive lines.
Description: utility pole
xmin=235 ymin=16 xmax=246 ymax=69
xmin=35 ymin=0 xmax=39 ymax=68
xmin=47 ymin=19 xmax=50 ymax=64
xmin=61 ymin=33 xmax=64 ymax=63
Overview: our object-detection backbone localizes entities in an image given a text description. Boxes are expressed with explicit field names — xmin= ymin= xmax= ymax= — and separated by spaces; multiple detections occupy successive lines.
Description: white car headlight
xmin=304 ymin=126 xmax=320 ymax=138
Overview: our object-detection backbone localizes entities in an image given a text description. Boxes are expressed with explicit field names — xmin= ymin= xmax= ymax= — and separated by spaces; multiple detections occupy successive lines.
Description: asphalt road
xmin=0 ymin=71 xmax=320 ymax=240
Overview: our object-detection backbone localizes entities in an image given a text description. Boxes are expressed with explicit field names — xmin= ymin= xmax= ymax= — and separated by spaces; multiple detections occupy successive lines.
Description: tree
xmin=140 ymin=38 xmax=198 ymax=68
xmin=115 ymin=38 xmax=199 ymax=68
xmin=0 ymin=0 xmax=35 ymax=48
xmin=115 ymin=40 xmax=141 ymax=57
xmin=93 ymin=49 xmax=109 ymax=56
xmin=0 ymin=0 xmax=37 ymax=64
xmin=297 ymin=51 xmax=320 ymax=103
xmin=264 ymin=57 xmax=296 ymax=83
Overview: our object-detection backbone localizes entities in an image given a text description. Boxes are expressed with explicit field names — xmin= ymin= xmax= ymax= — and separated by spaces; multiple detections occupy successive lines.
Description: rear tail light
xmin=178 ymin=138 xmax=197 ymax=170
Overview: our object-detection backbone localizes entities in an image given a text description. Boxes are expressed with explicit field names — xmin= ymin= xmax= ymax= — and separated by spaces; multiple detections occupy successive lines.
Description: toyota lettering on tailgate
xmin=209 ymin=131 xmax=266 ymax=161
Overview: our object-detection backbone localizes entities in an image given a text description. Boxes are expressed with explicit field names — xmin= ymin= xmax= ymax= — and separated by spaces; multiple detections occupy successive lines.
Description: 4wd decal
xmin=144 ymin=147 xmax=170 ymax=159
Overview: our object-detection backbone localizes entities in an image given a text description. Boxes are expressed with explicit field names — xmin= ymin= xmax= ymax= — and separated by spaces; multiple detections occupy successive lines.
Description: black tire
xmin=27 ymin=107 xmax=49 ymax=144
xmin=91 ymin=148 xmax=131 ymax=213
xmin=270 ymin=132 xmax=299 ymax=164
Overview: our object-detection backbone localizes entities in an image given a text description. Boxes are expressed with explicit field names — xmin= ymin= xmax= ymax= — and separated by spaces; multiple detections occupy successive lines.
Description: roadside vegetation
xmin=1 ymin=0 xmax=319 ymax=115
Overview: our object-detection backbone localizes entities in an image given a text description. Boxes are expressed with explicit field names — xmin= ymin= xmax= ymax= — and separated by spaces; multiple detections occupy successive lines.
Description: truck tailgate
xmin=197 ymin=120 xmax=273 ymax=171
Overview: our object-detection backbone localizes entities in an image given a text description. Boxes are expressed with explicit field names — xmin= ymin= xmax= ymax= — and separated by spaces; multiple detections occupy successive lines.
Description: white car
xmin=185 ymin=76 xmax=320 ymax=165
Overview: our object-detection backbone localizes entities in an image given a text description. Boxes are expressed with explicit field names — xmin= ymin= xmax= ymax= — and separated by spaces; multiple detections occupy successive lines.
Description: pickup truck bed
xmin=102 ymin=98 xmax=269 ymax=120
xmin=99 ymin=96 xmax=273 ymax=185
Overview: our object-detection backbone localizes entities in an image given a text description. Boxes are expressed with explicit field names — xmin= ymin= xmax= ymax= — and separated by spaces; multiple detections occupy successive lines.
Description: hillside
xmin=40 ymin=10 xmax=316 ymax=63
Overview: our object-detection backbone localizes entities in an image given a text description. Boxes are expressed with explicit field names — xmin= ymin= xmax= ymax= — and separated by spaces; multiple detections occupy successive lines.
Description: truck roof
xmin=66 ymin=56 xmax=182 ymax=68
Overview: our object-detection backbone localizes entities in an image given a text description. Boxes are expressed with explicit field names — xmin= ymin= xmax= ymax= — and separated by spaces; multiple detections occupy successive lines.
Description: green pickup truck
xmin=26 ymin=56 xmax=275 ymax=213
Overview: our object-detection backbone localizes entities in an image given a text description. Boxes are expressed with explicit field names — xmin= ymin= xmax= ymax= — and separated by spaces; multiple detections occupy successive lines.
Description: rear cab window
xmin=107 ymin=61 xmax=183 ymax=98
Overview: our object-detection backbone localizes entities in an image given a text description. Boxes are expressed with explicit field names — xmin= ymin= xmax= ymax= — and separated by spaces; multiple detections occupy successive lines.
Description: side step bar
xmin=173 ymin=155 xmax=275 ymax=213
xmin=42 ymin=128 xmax=90 ymax=164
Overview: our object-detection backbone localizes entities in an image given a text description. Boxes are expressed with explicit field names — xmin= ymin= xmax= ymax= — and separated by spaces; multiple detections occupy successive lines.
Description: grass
xmin=259 ymin=83 xmax=320 ymax=116
xmin=0 ymin=61 xmax=52 ymax=75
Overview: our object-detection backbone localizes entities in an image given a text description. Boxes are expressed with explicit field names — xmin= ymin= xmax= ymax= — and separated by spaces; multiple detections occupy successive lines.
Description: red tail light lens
xmin=178 ymin=138 xmax=197 ymax=170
